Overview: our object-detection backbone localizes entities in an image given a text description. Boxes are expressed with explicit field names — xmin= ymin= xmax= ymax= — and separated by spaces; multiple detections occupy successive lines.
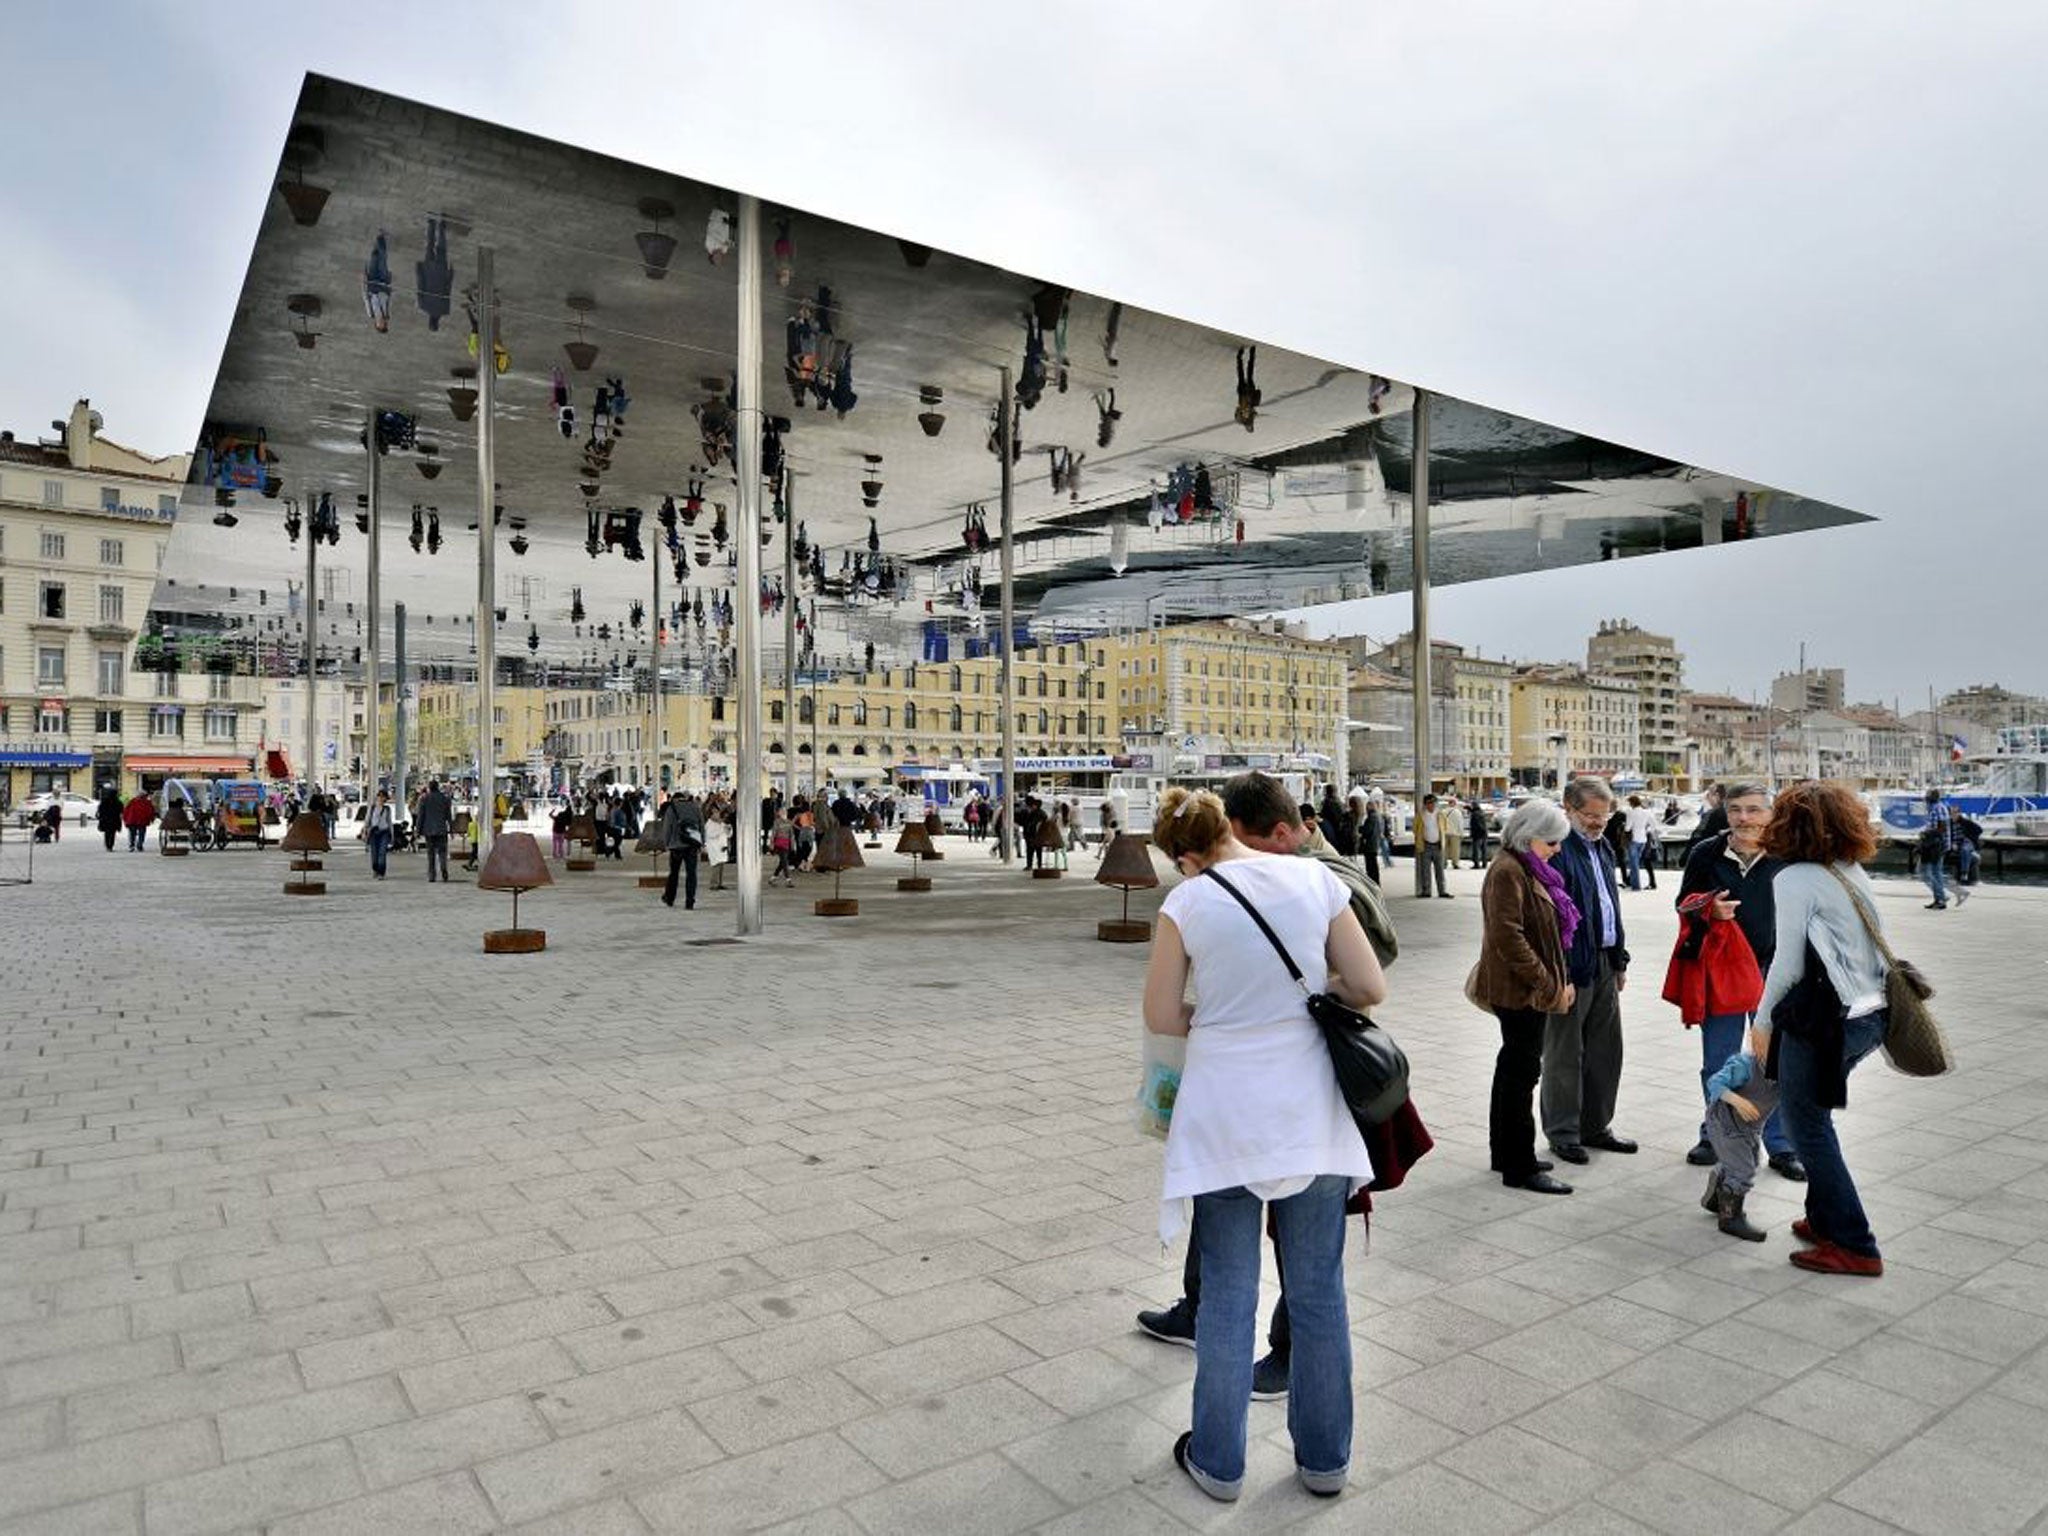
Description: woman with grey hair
xmin=1467 ymin=800 xmax=1581 ymax=1194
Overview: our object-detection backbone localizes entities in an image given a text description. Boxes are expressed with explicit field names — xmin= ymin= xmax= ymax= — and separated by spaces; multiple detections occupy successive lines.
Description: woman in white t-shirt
xmin=1143 ymin=787 xmax=1387 ymax=1504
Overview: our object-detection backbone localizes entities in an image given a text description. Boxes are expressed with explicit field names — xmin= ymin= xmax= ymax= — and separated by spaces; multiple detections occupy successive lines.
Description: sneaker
xmin=1955 ymin=887 xmax=1970 ymax=907
xmin=1172 ymin=1430 xmax=1240 ymax=1503
xmin=1686 ymin=1139 xmax=1716 ymax=1167
xmin=1251 ymin=1351 xmax=1289 ymax=1400
xmin=1136 ymin=1300 xmax=1196 ymax=1348
xmin=1297 ymin=1461 xmax=1348 ymax=1499
xmin=1790 ymin=1240 xmax=1883 ymax=1277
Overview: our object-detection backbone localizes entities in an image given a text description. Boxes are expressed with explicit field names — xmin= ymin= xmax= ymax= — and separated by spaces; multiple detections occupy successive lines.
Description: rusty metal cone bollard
xmin=634 ymin=825 xmax=666 ymax=889
xmin=1095 ymin=833 xmax=1159 ymax=942
xmin=1032 ymin=817 xmax=1066 ymax=879
xmin=919 ymin=811 xmax=945 ymax=860
xmin=279 ymin=812 xmax=331 ymax=896
xmin=480 ymin=832 xmax=552 ymax=953
xmin=813 ymin=826 xmax=862 ymax=917
xmin=158 ymin=800 xmax=193 ymax=857
xmin=564 ymin=813 xmax=598 ymax=872
xmin=894 ymin=821 xmax=935 ymax=892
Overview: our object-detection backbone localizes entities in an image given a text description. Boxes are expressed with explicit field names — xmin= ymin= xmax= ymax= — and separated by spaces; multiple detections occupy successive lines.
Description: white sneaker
xmin=1955 ymin=886 xmax=1970 ymax=906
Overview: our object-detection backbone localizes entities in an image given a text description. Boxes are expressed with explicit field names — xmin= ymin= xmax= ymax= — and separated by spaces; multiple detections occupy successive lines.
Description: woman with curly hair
xmin=1753 ymin=781 xmax=1891 ymax=1276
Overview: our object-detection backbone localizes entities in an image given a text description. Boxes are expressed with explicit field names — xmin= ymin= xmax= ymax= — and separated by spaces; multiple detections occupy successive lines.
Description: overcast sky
xmin=4 ymin=2 xmax=2042 ymax=707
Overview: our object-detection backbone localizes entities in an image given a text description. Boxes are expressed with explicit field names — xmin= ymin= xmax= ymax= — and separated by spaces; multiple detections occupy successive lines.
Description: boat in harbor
xmin=1872 ymin=725 xmax=2048 ymax=840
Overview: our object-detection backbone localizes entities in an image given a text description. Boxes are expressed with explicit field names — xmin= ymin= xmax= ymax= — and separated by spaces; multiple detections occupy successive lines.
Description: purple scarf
xmin=1520 ymin=850 xmax=1582 ymax=953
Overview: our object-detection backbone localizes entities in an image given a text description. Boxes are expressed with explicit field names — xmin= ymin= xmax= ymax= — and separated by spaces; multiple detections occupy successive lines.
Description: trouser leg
xmin=1268 ymin=1225 xmax=1291 ymax=1356
xmin=1578 ymin=958 xmax=1624 ymax=1141
xmin=1490 ymin=1006 xmax=1546 ymax=1176
xmin=1187 ymin=1187 xmax=1259 ymax=1495
xmin=1540 ymin=960 xmax=1597 ymax=1148
xmin=1271 ymin=1176 xmax=1351 ymax=1481
xmin=1776 ymin=1015 xmax=1886 ymax=1255
xmin=1706 ymin=1081 xmax=1776 ymax=1196
xmin=664 ymin=849 xmax=683 ymax=904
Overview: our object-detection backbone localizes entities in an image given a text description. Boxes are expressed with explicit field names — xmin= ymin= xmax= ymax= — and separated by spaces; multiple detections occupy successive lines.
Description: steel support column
xmin=998 ymin=366 xmax=1017 ymax=866
xmin=474 ymin=245 xmax=498 ymax=868
xmin=1410 ymin=389 xmax=1432 ymax=896
xmin=392 ymin=601 xmax=409 ymax=814
xmin=733 ymin=196 xmax=766 ymax=934
xmin=364 ymin=413 xmax=382 ymax=804
xmin=782 ymin=472 xmax=796 ymax=801
xmin=302 ymin=507 xmax=317 ymax=800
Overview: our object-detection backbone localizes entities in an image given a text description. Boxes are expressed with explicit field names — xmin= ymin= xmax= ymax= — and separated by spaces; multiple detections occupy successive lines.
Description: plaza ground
xmin=2 ymin=830 xmax=2046 ymax=1533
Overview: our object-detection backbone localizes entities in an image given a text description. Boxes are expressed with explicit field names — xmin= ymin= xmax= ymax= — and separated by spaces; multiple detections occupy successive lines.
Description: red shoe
xmin=1790 ymin=1240 xmax=1883 ymax=1277
xmin=1792 ymin=1218 xmax=1817 ymax=1243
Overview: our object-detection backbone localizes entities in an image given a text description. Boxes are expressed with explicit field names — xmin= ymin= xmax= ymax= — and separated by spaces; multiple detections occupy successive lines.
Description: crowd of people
xmin=1138 ymin=770 xmax=1914 ymax=1504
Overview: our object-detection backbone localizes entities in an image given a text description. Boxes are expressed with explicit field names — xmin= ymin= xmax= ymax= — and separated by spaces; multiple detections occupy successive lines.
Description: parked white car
xmin=13 ymin=791 xmax=97 ymax=829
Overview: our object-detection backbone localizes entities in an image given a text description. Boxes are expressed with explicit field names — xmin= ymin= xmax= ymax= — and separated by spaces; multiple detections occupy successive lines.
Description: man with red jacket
xmin=1676 ymin=783 xmax=1803 ymax=1179
xmin=121 ymin=791 xmax=157 ymax=852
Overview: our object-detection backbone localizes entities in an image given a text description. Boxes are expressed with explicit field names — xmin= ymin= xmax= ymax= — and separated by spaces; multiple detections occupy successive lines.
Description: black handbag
xmin=1202 ymin=868 xmax=1411 ymax=1127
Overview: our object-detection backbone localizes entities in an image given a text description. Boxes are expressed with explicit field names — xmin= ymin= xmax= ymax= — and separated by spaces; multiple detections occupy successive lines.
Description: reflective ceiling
xmin=153 ymin=73 xmax=1872 ymax=686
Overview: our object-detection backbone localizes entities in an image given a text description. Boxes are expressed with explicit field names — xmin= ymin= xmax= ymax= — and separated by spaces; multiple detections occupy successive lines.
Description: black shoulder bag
xmin=1203 ymin=867 xmax=1410 ymax=1128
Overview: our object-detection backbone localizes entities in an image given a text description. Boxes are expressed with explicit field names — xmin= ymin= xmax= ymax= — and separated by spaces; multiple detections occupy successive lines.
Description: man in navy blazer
xmin=1541 ymin=776 xmax=1637 ymax=1164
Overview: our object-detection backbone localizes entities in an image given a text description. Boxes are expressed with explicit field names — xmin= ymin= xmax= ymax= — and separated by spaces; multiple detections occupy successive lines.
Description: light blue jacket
xmin=1704 ymin=1049 xmax=1760 ymax=1102
xmin=1758 ymin=862 xmax=1892 ymax=1024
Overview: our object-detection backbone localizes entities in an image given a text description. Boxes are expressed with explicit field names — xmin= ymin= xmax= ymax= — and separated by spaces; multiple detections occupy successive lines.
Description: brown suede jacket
xmin=1469 ymin=850 xmax=1573 ymax=1014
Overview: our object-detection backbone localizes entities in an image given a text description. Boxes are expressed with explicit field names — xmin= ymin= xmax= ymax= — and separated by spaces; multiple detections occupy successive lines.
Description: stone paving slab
xmin=1 ymin=831 xmax=2045 ymax=1532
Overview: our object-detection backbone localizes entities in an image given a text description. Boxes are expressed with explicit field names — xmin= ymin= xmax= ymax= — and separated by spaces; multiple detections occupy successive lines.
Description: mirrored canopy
xmin=152 ymin=73 xmax=1872 ymax=685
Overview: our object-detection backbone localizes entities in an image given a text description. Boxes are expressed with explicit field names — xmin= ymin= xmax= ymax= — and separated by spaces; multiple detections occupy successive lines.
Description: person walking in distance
xmin=122 ymin=789 xmax=156 ymax=851
xmin=1466 ymin=796 xmax=1491 ymax=868
xmin=1541 ymin=777 xmax=1637 ymax=1165
xmin=1675 ymin=783 xmax=1803 ymax=1179
xmin=1441 ymin=795 xmax=1464 ymax=871
xmin=1143 ymin=787 xmax=1385 ymax=1501
xmin=1415 ymin=794 xmax=1451 ymax=898
xmin=364 ymin=790 xmax=395 ymax=879
xmin=96 ymin=786 xmax=122 ymax=852
xmin=1624 ymin=793 xmax=1658 ymax=891
xmin=1469 ymin=800 xmax=1579 ymax=1194
xmin=1916 ymin=788 xmax=1953 ymax=910
xmin=416 ymin=778 xmax=453 ymax=883
xmin=659 ymin=788 xmax=707 ymax=909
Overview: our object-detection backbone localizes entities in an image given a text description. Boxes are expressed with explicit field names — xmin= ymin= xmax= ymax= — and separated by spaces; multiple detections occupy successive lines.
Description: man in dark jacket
xmin=1542 ymin=777 xmax=1636 ymax=1164
xmin=1019 ymin=796 xmax=1046 ymax=869
xmin=1466 ymin=798 xmax=1490 ymax=868
xmin=415 ymin=779 xmax=453 ymax=883
xmin=1684 ymin=783 xmax=1727 ymax=863
xmin=658 ymin=789 xmax=707 ymax=909
xmin=96 ymin=787 xmax=123 ymax=852
xmin=1676 ymin=783 xmax=1802 ymax=1177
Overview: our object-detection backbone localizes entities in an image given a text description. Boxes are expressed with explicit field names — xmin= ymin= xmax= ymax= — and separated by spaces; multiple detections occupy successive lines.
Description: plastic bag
xmin=1135 ymin=1024 xmax=1185 ymax=1141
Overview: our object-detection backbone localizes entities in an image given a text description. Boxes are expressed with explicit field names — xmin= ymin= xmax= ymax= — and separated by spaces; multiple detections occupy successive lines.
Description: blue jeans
xmin=1921 ymin=851 xmax=1947 ymax=904
xmin=1776 ymin=1011 xmax=1887 ymax=1257
xmin=367 ymin=828 xmax=391 ymax=877
xmin=1626 ymin=841 xmax=1645 ymax=890
xmin=1189 ymin=1176 xmax=1352 ymax=1494
xmin=1699 ymin=1012 xmax=1790 ymax=1156
xmin=1958 ymin=842 xmax=1979 ymax=885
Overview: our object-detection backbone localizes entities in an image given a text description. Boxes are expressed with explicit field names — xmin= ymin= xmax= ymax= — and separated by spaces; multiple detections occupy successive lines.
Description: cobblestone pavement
xmin=2 ymin=829 xmax=2046 ymax=1534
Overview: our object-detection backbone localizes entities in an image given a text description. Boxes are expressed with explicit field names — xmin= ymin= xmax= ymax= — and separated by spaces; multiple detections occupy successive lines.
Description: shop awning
xmin=125 ymin=755 xmax=254 ymax=775
xmin=0 ymin=748 xmax=91 ymax=768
